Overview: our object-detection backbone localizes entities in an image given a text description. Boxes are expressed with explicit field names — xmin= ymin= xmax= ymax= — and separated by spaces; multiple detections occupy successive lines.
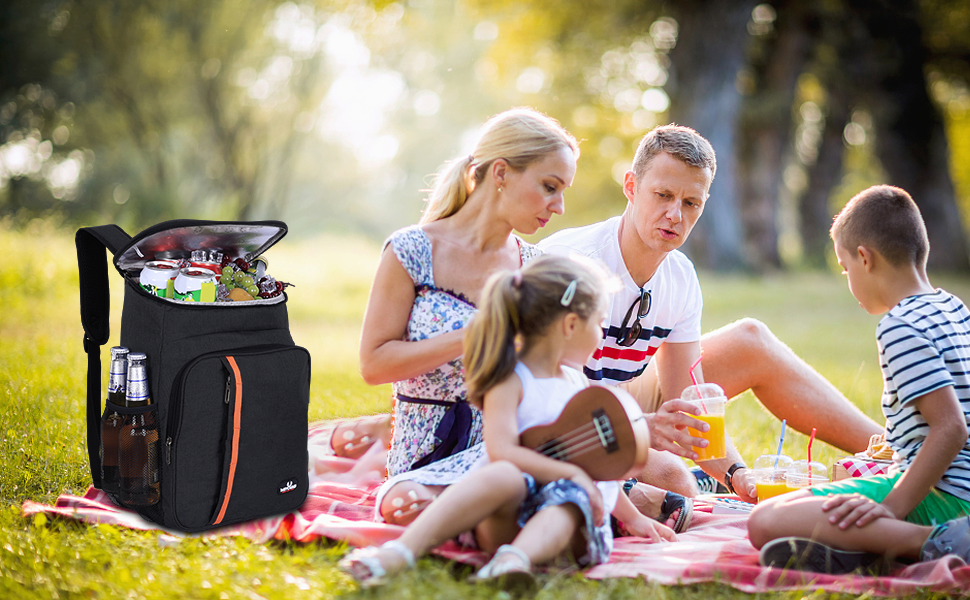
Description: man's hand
xmin=646 ymin=399 xmax=710 ymax=460
xmin=730 ymin=467 xmax=757 ymax=504
xmin=821 ymin=494 xmax=898 ymax=529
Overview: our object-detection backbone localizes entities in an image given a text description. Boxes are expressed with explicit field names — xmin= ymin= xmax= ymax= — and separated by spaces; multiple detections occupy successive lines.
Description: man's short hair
xmin=632 ymin=124 xmax=717 ymax=183
xmin=830 ymin=185 xmax=929 ymax=268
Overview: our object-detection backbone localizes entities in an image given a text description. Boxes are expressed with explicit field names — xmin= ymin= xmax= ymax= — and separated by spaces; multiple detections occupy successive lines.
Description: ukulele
xmin=520 ymin=385 xmax=649 ymax=481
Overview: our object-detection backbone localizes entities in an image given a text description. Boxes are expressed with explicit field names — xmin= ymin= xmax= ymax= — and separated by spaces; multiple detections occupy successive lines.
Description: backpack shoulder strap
xmin=75 ymin=225 xmax=131 ymax=489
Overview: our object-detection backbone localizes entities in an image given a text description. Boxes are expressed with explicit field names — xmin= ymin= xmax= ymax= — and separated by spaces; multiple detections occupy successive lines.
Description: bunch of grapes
xmin=217 ymin=256 xmax=288 ymax=300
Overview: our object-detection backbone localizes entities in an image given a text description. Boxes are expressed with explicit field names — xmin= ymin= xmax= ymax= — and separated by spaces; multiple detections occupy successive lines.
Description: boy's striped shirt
xmin=879 ymin=290 xmax=970 ymax=502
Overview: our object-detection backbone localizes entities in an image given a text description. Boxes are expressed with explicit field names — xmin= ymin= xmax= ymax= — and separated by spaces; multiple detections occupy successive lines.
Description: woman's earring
xmin=498 ymin=187 xmax=503 ymax=193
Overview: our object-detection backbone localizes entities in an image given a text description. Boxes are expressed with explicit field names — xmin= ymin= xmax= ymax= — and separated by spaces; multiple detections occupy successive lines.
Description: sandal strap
xmin=381 ymin=539 xmax=416 ymax=569
xmin=340 ymin=547 xmax=388 ymax=584
xmin=476 ymin=544 xmax=532 ymax=579
xmin=659 ymin=492 xmax=693 ymax=534
xmin=493 ymin=544 xmax=531 ymax=569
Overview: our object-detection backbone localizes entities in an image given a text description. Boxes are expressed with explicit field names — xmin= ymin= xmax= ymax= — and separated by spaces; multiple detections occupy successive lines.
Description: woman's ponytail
xmin=420 ymin=155 xmax=475 ymax=225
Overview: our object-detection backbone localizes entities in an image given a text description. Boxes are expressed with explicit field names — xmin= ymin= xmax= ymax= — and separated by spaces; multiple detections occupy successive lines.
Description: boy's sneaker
xmin=921 ymin=516 xmax=970 ymax=562
xmin=691 ymin=467 xmax=728 ymax=495
xmin=759 ymin=537 xmax=890 ymax=574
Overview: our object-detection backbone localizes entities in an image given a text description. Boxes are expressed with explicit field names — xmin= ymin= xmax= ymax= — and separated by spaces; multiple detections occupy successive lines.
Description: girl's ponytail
xmin=464 ymin=255 xmax=608 ymax=408
xmin=464 ymin=271 xmax=520 ymax=408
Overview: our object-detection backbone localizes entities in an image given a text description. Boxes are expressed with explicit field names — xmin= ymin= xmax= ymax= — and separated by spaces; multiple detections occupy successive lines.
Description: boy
xmin=747 ymin=185 xmax=970 ymax=573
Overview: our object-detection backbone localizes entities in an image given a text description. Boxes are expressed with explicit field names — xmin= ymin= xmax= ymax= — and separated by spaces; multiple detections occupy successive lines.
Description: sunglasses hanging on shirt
xmin=616 ymin=288 xmax=652 ymax=347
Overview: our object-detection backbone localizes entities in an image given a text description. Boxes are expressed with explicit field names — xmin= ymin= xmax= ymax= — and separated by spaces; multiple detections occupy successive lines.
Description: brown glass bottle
xmin=100 ymin=346 xmax=128 ymax=494
xmin=119 ymin=352 xmax=160 ymax=506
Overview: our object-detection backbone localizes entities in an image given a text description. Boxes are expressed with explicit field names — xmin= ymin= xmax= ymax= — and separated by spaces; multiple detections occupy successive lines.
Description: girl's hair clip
xmin=560 ymin=280 xmax=578 ymax=307
xmin=511 ymin=269 xmax=523 ymax=288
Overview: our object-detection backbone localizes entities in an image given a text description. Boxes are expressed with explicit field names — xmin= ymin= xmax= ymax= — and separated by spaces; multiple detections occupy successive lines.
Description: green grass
xmin=2 ymin=221 xmax=969 ymax=599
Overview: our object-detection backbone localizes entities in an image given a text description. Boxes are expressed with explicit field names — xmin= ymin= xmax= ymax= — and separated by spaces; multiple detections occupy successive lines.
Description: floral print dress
xmin=383 ymin=225 xmax=541 ymax=479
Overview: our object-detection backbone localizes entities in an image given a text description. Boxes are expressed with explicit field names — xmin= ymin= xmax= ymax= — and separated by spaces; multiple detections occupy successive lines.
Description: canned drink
xmin=139 ymin=261 xmax=180 ymax=298
xmin=173 ymin=267 xmax=217 ymax=302
xmin=252 ymin=256 xmax=268 ymax=280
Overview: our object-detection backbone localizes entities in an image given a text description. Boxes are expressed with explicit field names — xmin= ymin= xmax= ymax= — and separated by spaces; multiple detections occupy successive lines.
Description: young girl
xmin=339 ymin=255 xmax=675 ymax=589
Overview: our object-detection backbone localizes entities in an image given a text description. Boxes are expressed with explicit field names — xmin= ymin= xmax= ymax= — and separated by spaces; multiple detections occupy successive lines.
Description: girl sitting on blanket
xmin=339 ymin=255 xmax=675 ymax=590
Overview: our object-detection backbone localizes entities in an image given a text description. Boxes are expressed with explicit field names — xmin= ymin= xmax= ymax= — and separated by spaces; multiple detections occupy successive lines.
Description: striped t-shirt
xmin=538 ymin=216 xmax=703 ymax=385
xmin=879 ymin=290 xmax=970 ymax=502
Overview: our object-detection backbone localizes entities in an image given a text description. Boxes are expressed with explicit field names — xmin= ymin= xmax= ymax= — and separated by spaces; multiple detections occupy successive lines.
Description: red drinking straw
xmin=689 ymin=355 xmax=707 ymax=413
xmin=808 ymin=427 xmax=817 ymax=485
xmin=689 ymin=356 xmax=702 ymax=386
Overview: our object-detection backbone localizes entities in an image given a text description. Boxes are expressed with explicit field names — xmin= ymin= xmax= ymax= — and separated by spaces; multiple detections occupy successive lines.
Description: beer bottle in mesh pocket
xmin=100 ymin=346 xmax=128 ymax=494
xmin=120 ymin=352 xmax=160 ymax=506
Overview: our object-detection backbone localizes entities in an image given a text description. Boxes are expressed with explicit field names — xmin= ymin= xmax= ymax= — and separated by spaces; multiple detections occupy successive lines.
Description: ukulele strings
xmin=534 ymin=420 xmax=614 ymax=459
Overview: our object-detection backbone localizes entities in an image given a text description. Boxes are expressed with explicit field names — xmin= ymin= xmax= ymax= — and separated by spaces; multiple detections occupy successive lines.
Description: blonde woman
xmin=356 ymin=108 xmax=579 ymax=518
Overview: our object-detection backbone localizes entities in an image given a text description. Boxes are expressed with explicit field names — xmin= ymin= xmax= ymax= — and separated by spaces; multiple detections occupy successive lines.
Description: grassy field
xmin=2 ymin=221 xmax=969 ymax=599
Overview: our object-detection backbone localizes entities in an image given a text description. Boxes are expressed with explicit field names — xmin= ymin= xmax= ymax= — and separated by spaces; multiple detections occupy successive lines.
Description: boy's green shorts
xmin=808 ymin=472 xmax=970 ymax=526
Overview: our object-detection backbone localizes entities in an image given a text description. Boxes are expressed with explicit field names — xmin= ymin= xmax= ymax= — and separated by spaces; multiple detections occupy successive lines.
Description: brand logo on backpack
xmin=278 ymin=478 xmax=298 ymax=495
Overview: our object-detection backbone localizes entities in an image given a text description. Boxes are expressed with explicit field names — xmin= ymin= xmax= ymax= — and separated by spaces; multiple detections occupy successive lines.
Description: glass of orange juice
xmin=785 ymin=460 xmax=830 ymax=492
xmin=681 ymin=383 xmax=727 ymax=461
xmin=753 ymin=454 xmax=793 ymax=502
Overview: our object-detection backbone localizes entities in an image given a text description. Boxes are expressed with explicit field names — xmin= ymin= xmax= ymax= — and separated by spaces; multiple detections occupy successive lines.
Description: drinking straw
xmin=689 ymin=355 xmax=708 ymax=413
xmin=689 ymin=356 xmax=702 ymax=387
xmin=808 ymin=427 xmax=817 ymax=484
xmin=773 ymin=419 xmax=787 ymax=469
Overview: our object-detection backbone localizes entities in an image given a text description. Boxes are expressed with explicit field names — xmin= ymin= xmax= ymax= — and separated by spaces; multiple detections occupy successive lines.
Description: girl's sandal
xmin=338 ymin=540 xmax=415 ymax=588
xmin=468 ymin=544 xmax=537 ymax=595
xmin=657 ymin=492 xmax=693 ymax=533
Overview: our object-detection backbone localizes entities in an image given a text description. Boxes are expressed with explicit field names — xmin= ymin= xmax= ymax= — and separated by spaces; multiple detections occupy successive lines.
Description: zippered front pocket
xmin=167 ymin=344 xmax=310 ymax=531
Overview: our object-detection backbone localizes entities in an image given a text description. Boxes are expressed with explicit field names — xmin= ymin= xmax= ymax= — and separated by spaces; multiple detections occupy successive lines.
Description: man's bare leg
xmin=700 ymin=318 xmax=882 ymax=454
xmin=634 ymin=450 xmax=698 ymax=498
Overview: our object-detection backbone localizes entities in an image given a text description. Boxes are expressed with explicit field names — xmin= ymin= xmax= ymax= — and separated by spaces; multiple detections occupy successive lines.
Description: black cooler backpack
xmin=76 ymin=220 xmax=310 ymax=532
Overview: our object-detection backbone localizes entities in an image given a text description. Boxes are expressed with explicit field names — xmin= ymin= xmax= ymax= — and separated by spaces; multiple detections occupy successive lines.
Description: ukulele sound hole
xmin=592 ymin=409 xmax=619 ymax=454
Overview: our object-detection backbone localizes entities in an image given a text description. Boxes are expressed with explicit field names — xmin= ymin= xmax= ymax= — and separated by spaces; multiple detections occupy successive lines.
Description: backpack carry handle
xmin=75 ymin=224 xmax=132 ymax=489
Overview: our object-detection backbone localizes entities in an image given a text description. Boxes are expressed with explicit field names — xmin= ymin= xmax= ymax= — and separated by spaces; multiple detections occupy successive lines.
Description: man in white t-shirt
xmin=540 ymin=125 xmax=882 ymax=505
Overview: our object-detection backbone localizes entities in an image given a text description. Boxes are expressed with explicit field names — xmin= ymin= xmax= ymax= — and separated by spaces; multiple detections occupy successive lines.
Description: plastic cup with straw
xmin=681 ymin=354 xmax=728 ymax=461
xmin=754 ymin=420 xmax=793 ymax=501
xmin=786 ymin=428 xmax=829 ymax=490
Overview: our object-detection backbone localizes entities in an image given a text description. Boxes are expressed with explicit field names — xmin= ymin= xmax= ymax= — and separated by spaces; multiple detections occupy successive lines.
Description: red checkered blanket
xmin=21 ymin=423 xmax=970 ymax=595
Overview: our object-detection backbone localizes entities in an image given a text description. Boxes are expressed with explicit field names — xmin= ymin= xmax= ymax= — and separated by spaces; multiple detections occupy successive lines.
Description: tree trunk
xmin=667 ymin=0 xmax=759 ymax=271
xmin=850 ymin=0 xmax=969 ymax=271
xmin=736 ymin=0 xmax=816 ymax=271
xmin=799 ymin=89 xmax=849 ymax=266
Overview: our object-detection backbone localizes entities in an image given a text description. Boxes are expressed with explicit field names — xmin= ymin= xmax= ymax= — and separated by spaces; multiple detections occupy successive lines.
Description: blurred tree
xmin=665 ymin=0 xmax=759 ymax=270
xmin=0 ymin=0 xmax=367 ymax=230
xmin=735 ymin=1 xmax=817 ymax=271
xmin=848 ymin=0 xmax=968 ymax=271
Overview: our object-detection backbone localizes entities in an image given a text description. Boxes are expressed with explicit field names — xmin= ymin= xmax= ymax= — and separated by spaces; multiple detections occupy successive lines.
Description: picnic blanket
xmin=22 ymin=422 xmax=970 ymax=595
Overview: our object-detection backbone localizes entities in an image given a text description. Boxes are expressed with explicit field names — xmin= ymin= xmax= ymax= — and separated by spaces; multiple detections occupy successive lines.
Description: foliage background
xmin=4 ymin=0 xmax=970 ymax=271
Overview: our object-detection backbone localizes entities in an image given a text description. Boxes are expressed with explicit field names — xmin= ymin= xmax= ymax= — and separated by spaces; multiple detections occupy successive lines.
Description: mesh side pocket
xmin=99 ymin=402 xmax=125 ymax=495
xmin=118 ymin=407 xmax=161 ymax=507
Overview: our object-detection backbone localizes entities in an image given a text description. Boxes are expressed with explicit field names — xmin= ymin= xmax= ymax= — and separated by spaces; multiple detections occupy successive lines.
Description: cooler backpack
xmin=76 ymin=220 xmax=310 ymax=532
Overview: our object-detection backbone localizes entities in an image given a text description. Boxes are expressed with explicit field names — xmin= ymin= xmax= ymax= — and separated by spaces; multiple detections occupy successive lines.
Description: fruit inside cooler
xmin=113 ymin=223 xmax=290 ymax=305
